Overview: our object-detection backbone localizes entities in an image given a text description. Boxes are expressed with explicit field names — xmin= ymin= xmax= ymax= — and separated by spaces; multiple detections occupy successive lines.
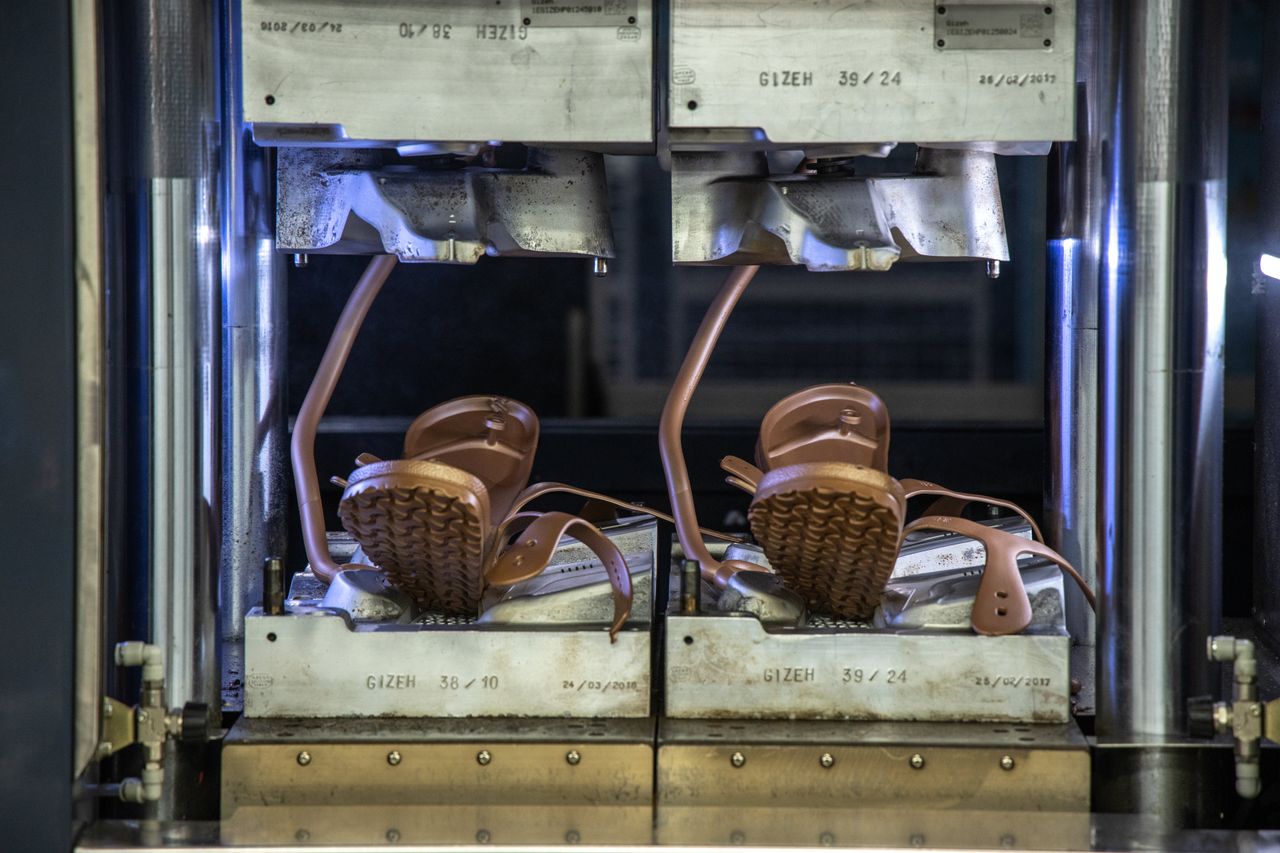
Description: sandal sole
xmin=749 ymin=465 xmax=903 ymax=620
xmin=338 ymin=484 xmax=487 ymax=615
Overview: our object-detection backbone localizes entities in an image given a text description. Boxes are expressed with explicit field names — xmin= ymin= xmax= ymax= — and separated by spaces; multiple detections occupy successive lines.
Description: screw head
xmin=1000 ymin=755 xmax=1016 ymax=771
xmin=730 ymin=830 xmax=746 ymax=845
xmin=296 ymin=750 xmax=312 ymax=766
xmin=566 ymin=749 xmax=581 ymax=765
xmin=476 ymin=749 xmax=492 ymax=766
xmin=820 ymin=753 xmax=835 ymax=768
xmin=730 ymin=751 xmax=746 ymax=767
xmin=819 ymin=832 xmax=836 ymax=846
xmin=295 ymin=829 xmax=310 ymax=842
xmin=387 ymin=750 xmax=402 ymax=766
xmin=386 ymin=828 xmax=401 ymax=842
xmin=910 ymin=834 xmax=925 ymax=848
xmin=565 ymin=830 xmax=581 ymax=844
xmin=909 ymin=753 xmax=925 ymax=769
xmin=476 ymin=829 xmax=491 ymax=844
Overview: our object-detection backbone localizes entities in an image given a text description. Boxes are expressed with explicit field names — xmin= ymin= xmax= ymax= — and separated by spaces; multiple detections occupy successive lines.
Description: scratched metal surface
xmin=669 ymin=0 xmax=1076 ymax=144
xmin=665 ymin=613 xmax=1071 ymax=722
xmin=241 ymin=0 xmax=654 ymax=145
xmin=244 ymin=609 xmax=652 ymax=718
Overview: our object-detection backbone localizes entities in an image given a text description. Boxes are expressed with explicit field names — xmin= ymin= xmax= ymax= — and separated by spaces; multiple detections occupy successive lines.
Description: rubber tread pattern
xmin=749 ymin=486 xmax=901 ymax=620
xmin=338 ymin=486 xmax=486 ymax=615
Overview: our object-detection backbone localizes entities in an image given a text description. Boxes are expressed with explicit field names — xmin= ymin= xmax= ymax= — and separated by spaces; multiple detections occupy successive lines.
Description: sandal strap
xmin=899 ymin=478 xmax=1045 ymax=542
xmin=901 ymin=514 xmax=1096 ymax=636
xmin=486 ymin=511 xmax=633 ymax=641
xmin=720 ymin=456 xmax=763 ymax=495
xmin=509 ymin=481 xmax=743 ymax=543
xmin=293 ymin=255 xmax=397 ymax=584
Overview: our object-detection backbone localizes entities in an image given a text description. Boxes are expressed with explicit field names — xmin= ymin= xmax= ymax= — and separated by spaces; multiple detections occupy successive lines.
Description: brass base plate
xmin=657 ymin=718 xmax=1090 ymax=811
xmin=222 ymin=716 xmax=655 ymax=825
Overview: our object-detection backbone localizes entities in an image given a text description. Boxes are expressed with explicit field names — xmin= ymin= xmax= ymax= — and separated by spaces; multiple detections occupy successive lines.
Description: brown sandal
xmin=294 ymin=257 xmax=737 ymax=638
xmin=336 ymin=395 xmax=539 ymax=616
xmin=738 ymin=384 xmax=906 ymax=620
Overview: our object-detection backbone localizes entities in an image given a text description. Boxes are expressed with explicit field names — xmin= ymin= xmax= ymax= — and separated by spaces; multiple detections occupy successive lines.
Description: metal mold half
xmin=671 ymin=148 xmax=1008 ymax=269
xmin=245 ymin=608 xmax=651 ymax=718
xmin=665 ymin=614 xmax=1070 ymax=722
xmin=245 ymin=521 xmax=656 ymax=719
xmin=277 ymin=147 xmax=615 ymax=263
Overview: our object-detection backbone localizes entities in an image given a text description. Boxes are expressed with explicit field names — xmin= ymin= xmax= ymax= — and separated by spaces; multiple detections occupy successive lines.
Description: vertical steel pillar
xmin=1096 ymin=0 xmax=1227 ymax=741
xmin=1046 ymin=0 xmax=1115 ymax=651
xmin=219 ymin=0 xmax=288 ymax=674
xmin=1256 ymin=1 xmax=1280 ymax=653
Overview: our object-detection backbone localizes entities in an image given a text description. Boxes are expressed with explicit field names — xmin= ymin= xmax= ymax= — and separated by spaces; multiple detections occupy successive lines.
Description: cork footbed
xmin=748 ymin=462 xmax=905 ymax=620
xmin=338 ymin=460 xmax=491 ymax=615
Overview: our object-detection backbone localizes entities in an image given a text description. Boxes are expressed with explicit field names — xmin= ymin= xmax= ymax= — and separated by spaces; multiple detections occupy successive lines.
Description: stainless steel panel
xmin=72 ymin=0 xmax=106 ymax=779
xmin=241 ymin=0 xmax=654 ymax=146
xmin=669 ymin=0 xmax=1076 ymax=144
xmin=244 ymin=611 xmax=651 ymax=717
xmin=665 ymin=615 xmax=1071 ymax=722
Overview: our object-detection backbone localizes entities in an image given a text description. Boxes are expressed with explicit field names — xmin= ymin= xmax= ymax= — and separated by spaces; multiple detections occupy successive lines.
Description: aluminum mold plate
xmin=669 ymin=0 xmax=1075 ymax=144
xmin=242 ymin=0 xmax=654 ymax=145
xmin=244 ymin=610 xmax=650 ymax=718
xmin=664 ymin=614 xmax=1070 ymax=722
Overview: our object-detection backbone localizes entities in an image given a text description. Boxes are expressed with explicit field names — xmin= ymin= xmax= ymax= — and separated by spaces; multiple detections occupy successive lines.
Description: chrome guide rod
xmin=133 ymin=0 xmax=223 ymax=727
xmin=1256 ymin=0 xmax=1280 ymax=653
xmin=1046 ymin=0 xmax=1114 ymax=650
xmin=1096 ymin=0 xmax=1227 ymax=739
xmin=219 ymin=0 xmax=287 ymax=660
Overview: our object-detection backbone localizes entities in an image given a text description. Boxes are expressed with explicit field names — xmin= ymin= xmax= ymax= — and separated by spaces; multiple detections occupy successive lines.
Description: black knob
xmin=180 ymin=702 xmax=210 ymax=744
xmin=1187 ymin=695 xmax=1217 ymax=738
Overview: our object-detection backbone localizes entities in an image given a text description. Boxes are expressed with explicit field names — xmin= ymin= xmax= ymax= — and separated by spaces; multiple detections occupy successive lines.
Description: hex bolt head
xmin=566 ymin=749 xmax=581 ymax=766
xmin=1000 ymin=755 xmax=1016 ymax=771
xmin=476 ymin=749 xmax=492 ymax=766
xmin=296 ymin=750 xmax=312 ymax=766
xmin=730 ymin=751 xmax=746 ymax=768
xmin=909 ymin=753 xmax=925 ymax=770
xmin=387 ymin=750 xmax=402 ymax=766
xmin=820 ymin=753 xmax=835 ymax=769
